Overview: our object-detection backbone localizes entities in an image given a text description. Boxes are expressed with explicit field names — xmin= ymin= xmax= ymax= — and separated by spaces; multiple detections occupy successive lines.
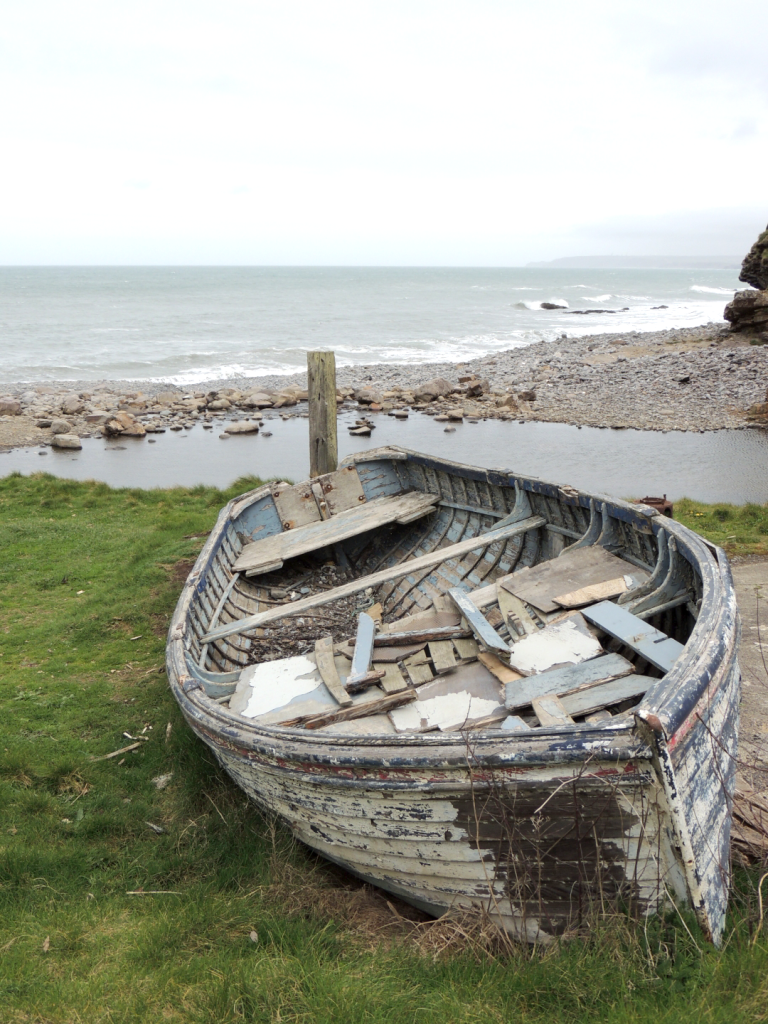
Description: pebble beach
xmin=1 ymin=321 xmax=767 ymax=454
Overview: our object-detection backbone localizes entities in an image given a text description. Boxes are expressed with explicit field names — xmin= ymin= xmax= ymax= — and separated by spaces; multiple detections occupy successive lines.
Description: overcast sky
xmin=1 ymin=0 xmax=766 ymax=265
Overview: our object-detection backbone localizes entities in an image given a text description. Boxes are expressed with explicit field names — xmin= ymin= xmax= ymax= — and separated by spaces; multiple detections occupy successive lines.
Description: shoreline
xmin=2 ymin=321 xmax=767 ymax=453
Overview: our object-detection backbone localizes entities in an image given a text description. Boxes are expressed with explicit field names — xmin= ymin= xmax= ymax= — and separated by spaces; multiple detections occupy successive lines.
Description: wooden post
xmin=307 ymin=351 xmax=338 ymax=478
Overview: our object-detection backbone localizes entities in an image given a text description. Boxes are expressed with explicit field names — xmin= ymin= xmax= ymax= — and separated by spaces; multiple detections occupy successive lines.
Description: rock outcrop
xmin=740 ymin=224 xmax=768 ymax=291
xmin=725 ymin=221 xmax=768 ymax=340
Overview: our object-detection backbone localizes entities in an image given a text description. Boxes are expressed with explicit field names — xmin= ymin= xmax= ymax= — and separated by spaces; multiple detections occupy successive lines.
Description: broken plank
xmin=502 ymin=715 xmax=531 ymax=732
xmin=374 ymin=626 xmax=471 ymax=646
xmin=314 ymin=636 xmax=353 ymax=707
xmin=202 ymin=514 xmax=546 ymax=642
xmin=374 ymin=662 xmax=409 ymax=694
xmin=428 ymin=640 xmax=458 ymax=674
xmin=581 ymin=601 xmax=684 ymax=672
xmin=288 ymin=689 xmax=416 ymax=729
xmin=477 ymin=650 xmax=523 ymax=685
xmin=403 ymin=650 xmax=434 ymax=686
xmin=345 ymin=669 xmax=386 ymax=693
xmin=560 ymin=674 xmax=654 ymax=717
xmin=234 ymin=491 xmax=440 ymax=574
xmin=553 ymin=576 xmax=628 ymax=609
xmin=505 ymin=651 xmax=635 ymax=710
xmin=380 ymin=610 xmax=460 ymax=633
xmin=496 ymin=587 xmax=539 ymax=636
xmin=453 ymin=637 xmax=479 ymax=661
xmin=532 ymin=695 xmax=574 ymax=727
xmin=585 ymin=709 xmax=614 ymax=724
xmin=347 ymin=612 xmax=376 ymax=686
xmin=448 ymin=588 xmax=510 ymax=654
xmin=367 ymin=642 xmax=426 ymax=663
xmin=501 ymin=546 xmax=644 ymax=614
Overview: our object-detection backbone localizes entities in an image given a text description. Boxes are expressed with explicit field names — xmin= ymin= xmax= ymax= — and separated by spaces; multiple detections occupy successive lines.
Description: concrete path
xmin=732 ymin=559 xmax=768 ymax=771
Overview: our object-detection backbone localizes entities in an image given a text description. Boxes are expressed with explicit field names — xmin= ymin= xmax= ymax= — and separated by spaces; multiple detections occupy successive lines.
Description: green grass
xmin=675 ymin=499 xmax=768 ymax=557
xmin=1 ymin=471 xmax=768 ymax=1023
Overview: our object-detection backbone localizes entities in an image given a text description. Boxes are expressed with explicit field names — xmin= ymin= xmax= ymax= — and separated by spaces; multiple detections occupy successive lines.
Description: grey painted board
xmin=501 ymin=715 xmax=531 ymax=732
xmin=560 ymin=674 xmax=655 ymax=717
xmin=532 ymin=695 xmax=573 ymax=726
xmin=448 ymin=588 xmax=510 ymax=654
xmin=501 ymin=546 xmax=645 ymax=614
xmin=505 ymin=652 xmax=635 ymax=710
xmin=348 ymin=613 xmax=376 ymax=684
xmin=581 ymin=600 xmax=685 ymax=672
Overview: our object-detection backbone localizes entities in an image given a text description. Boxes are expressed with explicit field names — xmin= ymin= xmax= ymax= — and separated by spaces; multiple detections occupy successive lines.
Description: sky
xmin=1 ymin=0 xmax=767 ymax=265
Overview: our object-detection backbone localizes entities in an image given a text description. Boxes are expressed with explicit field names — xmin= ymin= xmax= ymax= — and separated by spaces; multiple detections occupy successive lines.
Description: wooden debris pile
xmin=224 ymin=543 xmax=688 ymax=736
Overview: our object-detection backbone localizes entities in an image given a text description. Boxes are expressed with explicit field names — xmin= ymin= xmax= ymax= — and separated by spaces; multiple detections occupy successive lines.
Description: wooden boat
xmin=166 ymin=446 xmax=740 ymax=944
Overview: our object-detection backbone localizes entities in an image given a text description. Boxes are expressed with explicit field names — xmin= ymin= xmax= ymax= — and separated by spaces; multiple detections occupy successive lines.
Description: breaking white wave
xmin=513 ymin=299 xmax=570 ymax=310
xmin=581 ymin=294 xmax=611 ymax=302
xmin=690 ymin=285 xmax=736 ymax=295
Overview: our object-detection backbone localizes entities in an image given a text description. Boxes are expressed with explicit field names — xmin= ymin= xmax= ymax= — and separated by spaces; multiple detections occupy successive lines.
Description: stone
xmin=496 ymin=394 xmax=519 ymax=411
xmin=447 ymin=408 xmax=464 ymax=421
xmin=413 ymin=377 xmax=455 ymax=401
xmin=50 ymin=417 xmax=73 ymax=434
xmin=740 ymin=223 xmax=768 ymax=291
xmin=353 ymin=388 xmax=382 ymax=405
xmin=103 ymin=411 xmax=146 ymax=437
xmin=541 ymin=301 xmax=567 ymax=310
xmin=464 ymin=377 xmax=489 ymax=397
xmin=35 ymin=418 xmax=52 ymax=428
xmin=224 ymin=421 xmax=260 ymax=434
xmin=207 ymin=399 xmax=231 ymax=411
xmin=155 ymin=391 xmax=178 ymax=405
xmin=85 ymin=412 xmax=111 ymax=424
xmin=61 ymin=396 xmax=85 ymax=415
xmin=242 ymin=392 xmax=274 ymax=408
xmin=724 ymin=289 xmax=768 ymax=333
xmin=0 ymin=399 xmax=22 ymax=415
xmin=518 ymin=390 xmax=537 ymax=401
xmin=51 ymin=433 xmax=82 ymax=449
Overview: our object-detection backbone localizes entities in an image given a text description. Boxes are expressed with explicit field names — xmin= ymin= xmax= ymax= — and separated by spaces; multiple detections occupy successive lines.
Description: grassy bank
xmin=676 ymin=499 xmax=768 ymax=558
xmin=1 ymin=471 xmax=767 ymax=1024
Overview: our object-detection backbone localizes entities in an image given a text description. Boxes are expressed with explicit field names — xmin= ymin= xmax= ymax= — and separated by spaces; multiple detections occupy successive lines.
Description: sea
xmin=0 ymin=266 xmax=741 ymax=387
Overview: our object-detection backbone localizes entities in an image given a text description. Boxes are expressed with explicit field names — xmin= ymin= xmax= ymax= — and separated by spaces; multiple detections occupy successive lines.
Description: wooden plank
xmin=318 ymin=464 xmax=364 ymax=515
xmin=321 ymin=714 xmax=396 ymax=735
xmin=501 ymin=546 xmax=644 ymax=614
xmin=504 ymin=652 xmax=635 ymax=710
xmin=380 ymin=610 xmax=460 ymax=633
xmin=581 ymin=601 xmax=684 ymax=673
xmin=204 ymin=514 xmax=545 ymax=640
xmin=448 ymin=589 xmax=510 ymax=654
xmin=230 ymin=655 xmax=322 ymax=718
xmin=271 ymin=481 xmax=322 ymax=530
xmin=403 ymin=650 xmax=434 ymax=686
xmin=553 ymin=576 xmax=628 ymax=608
xmin=496 ymin=587 xmax=538 ymax=636
xmin=477 ymin=650 xmax=523 ymax=685
xmin=453 ymin=637 xmax=479 ymax=661
xmin=236 ymin=491 xmax=442 ymax=575
xmin=377 ymin=626 xmax=471 ymax=646
xmin=308 ymin=350 xmax=338 ymax=478
xmin=585 ymin=709 xmax=613 ymax=724
xmin=532 ymin=695 xmax=573 ymax=727
xmin=345 ymin=669 xmax=386 ymax=694
xmin=507 ymin=612 xmax=603 ymax=677
xmin=284 ymin=689 xmax=416 ymax=729
xmin=314 ymin=636 xmax=353 ymax=707
xmin=366 ymin=642 xmax=426 ymax=663
xmin=428 ymin=640 xmax=457 ymax=674
xmin=560 ymin=674 xmax=654 ymax=718
xmin=501 ymin=715 xmax=531 ymax=732
xmin=390 ymin=688 xmax=505 ymax=733
xmin=348 ymin=612 xmax=376 ymax=686
xmin=374 ymin=662 xmax=409 ymax=694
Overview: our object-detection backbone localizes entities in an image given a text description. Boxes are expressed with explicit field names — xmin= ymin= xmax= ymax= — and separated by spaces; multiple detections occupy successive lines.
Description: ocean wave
xmin=581 ymin=294 xmax=611 ymax=302
xmin=690 ymin=285 xmax=736 ymax=295
xmin=513 ymin=300 xmax=570 ymax=310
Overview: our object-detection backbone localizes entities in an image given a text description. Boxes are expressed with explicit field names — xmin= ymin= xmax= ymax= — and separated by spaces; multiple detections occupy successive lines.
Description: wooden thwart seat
xmin=234 ymin=491 xmax=441 ymax=576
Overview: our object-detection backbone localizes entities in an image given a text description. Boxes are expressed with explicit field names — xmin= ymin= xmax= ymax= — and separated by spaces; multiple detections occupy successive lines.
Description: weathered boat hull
xmin=167 ymin=448 xmax=739 ymax=943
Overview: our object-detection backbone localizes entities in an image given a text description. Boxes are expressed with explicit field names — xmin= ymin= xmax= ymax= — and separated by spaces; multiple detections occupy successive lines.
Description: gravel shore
xmin=2 ymin=322 xmax=767 ymax=452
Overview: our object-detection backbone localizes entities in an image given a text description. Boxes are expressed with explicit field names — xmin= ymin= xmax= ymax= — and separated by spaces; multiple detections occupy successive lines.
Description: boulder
xmin=724 ymin=289 xmax=768 ymax=333
xmin=224 ymin=421 xmax=260 ymax=434
xmin=495 ymin=394 xmax=520 ymax=411
xmin=0 ymin=398 xmax=22 ymax=415
xmin=541 ymin=301 xmax=567 ymax=310
xmin=740 ymin=223 xmax=768 ymax=291
xmin=207 ymin=399 xmax=232 ymax=411
xmin=50 ymin=417 xmax=73 ymax=434
xmin=518 ymin=390 xmax=537 ymax=402
xmin=242 ymin=392 xmax=274 ymax=408
xmin=464 ymin=377 xmax=489 ymax=398
xmin=353 ymin=388 xmax=381 ymax=405
xmin=61 ymin=396 xmax=85 ymax=415
xmin=413 ymin=377 xmax=456 ymax=401
xmin=52 ymin=433 xmax=82 ymax=449
xmin=155 ymin=391 xmax=178 ymax=405
xmin=103 ymin=411 xmax=146 ymax=436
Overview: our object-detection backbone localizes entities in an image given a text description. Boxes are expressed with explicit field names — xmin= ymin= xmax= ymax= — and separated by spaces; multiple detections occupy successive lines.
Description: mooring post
xmin=307 ymin=351 xmax=338 ymax=478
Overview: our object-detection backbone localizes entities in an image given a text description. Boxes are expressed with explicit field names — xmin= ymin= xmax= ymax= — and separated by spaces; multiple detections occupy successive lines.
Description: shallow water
xmin=3 ymin=412 xmax=767 ymax=504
